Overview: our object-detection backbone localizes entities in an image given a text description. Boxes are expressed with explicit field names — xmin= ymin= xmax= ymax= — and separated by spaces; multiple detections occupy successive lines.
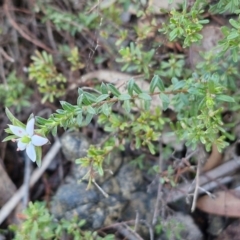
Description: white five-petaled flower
xmin=9 ymin=117 xmax=48 ymax=162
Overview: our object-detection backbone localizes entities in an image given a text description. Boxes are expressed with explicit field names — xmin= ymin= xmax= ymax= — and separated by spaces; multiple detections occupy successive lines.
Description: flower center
xmin=21 ymin=135 xmax=31 ymax=144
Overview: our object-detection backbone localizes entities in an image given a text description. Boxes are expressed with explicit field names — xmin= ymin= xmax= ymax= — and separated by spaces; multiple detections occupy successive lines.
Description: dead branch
xmin=4 ymin=0 xmax=54 ymax=53
xmin=166 ymin=157 xmax=240 ymax=204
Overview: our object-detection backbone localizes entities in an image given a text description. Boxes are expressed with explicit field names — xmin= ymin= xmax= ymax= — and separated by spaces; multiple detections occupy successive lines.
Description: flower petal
xmin=9 ymin=125 xmax=26 ymax=137
xmin=26 ymin=143 xmax=36 ymax=162
xmin=17 ymin=140 xmax=27 ymax=150
xmin=31 ymin=135 xmax=48 ymax=146
xmin=26 ymin=117 xmax=35 ymax=137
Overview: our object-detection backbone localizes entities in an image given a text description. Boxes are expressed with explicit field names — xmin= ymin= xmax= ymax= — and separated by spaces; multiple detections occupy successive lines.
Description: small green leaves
xmin=160 ymin=7 xmax=209 ymax=47
xmin=77 ymin=94 xmax=83 ymax=107
xmin=2 ymin=135 xmax=16 ymax=142
xmin=123 ymin=100 xmax=131 ymax=113
xmin=159 ymin=93 xmax=170 ymax=110
xmin=118 ymin=93 xmax=131 ymax=101
xmin=96 ymin=94 xmax=109 ymax=102
xmin=83 ymin=92 xmax=97 ymax=104
xmin=216 ymin=95 xmax=235 ymax=103
xmin=219 ymin=17 xmax=240 ymax=62
xmin=116 ymin=42 xmax=155 ymax=78
xmin=210 ymin=0 xmax=240 ymax=14
xmin=35 ymin=146 xmax=42 ymax=167
xmin=107 ymin=84 xmax=121 ymax=97
xmin=127 ymin=78 xmax=135 ymax=95
xmin=138 ymin=93 xmax=152 ymax=101
xmin=84 ymin=113 xmax=94 ymax=126
xmin=75 ymin=145 xmax=111 ymax=181
xmin=60 ymin=101 xmax=75 ymax=111
xmin=132 ymin=82 xmax=143 ymax=94
xmin=11 ymin=200 xmax=107 ymax=239
xmin=28 ymin=51 xmax=66 ymax=103
xmin=102 ymin=103 xmax=111 ymax=116
xmin=87 ymin=105 xmax=96 ymax=115
xmin=5 ymin=107 xmax=25 ymax=128
xmin=150 ymin=75 xmax=165 ymax=93
xmin=229 ymin=19 xmax=240 ymax=29
xmin=171 ymin=78 xmax=185 ymax=90
xmin=100 ymin=82 xmax=108 ymax=94
xmin=76 ymin=112 xmax=83 ymax=126
xmin=35 ymin=116 xmax=50 ymax=125
xmin=51 ymin=125 xmax=57 ymax=136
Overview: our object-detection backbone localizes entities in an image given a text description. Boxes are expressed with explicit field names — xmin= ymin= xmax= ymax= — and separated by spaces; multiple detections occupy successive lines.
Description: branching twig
xmin=92 ymin=179 xmax=109 ymax=198
xmin=100 ymin=219 xmax=154 ymax=240
xmin=0 ymin=47 xmax=14 ymax=62
xmin=46 ymin=20 xmax=57 ymax=51
xmin=116 ymin=223 xmax=144 ymax=240
xmin=167 ymin=158 xmax=240 ymax=203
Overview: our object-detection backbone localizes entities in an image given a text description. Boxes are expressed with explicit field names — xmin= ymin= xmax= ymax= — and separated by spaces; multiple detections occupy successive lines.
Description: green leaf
xmin=5 ymin=108 xmax=25 ymax=128
xmin=169 ymin=28 xmax=178 ymax=41
xmin=123 ymin=100 xmax=131 ymax=113
xmin=78 ymin=88 xmax=84 ymax=95
xmin=133 ymin=83 xmax=143 ymax=94
xmin=2 ymin=135 xmax=16 ymax=142
xmin=98 ymin=166 xmax=104 ymax=176
xmin=55 ymin=109 xmax=65 ymax=114
xmin=84 ymin=92 xmax=97 ymax=103
xmin=77 ymin=94 xmax=83 ymax=107
xmin=227 ymin=31 xmax=239 ymax=40
xmin=51 ymin=126 xmax=57 ymax=136
xmin=86 ymin=106 xmax=96 ymax=114
xmin=232 ymin=49 xmax=238 ymax=62
xmin=100 ymin=83 xmax=108 ymax=94
xmin=229 ymin=19 xmax=239 ymax=29
xmin=118 ymin=93 xmax=131 ymax=101
xmin=35 ymin=146 xmax=42 ymax=167
xmin=102 ymin=103 xmax=110 ymax=116
xmin=171 ymin=77 xmax=178 ymax=85
xmin=147 ymin=142 xmax=156 ymax=154
xmin=127 ymin=78 xmax=135 ymax=95
xmin=76 ymin=112 xmax=83 ymax=126
xmin=138 ymin=93 xmax=152 ymax=101
xmin=60 ymin=101 xmax=75 ymax=111
xmin=159 ymin=93 xmax=170 ymax=110
xmin=172 ymin=80 xmax=185 ymax=90
xmin=135 ymin=137 xmax=141 ymax=149
xmin=216 ymin=95 xmax=235 ymax=102
xmin=36 ymin=116 xmax=48 ymax=125
xmin=150 ymin=75 xmax=165 ymax=93
xmin=107 ymin=84 xmax=121 ymax=97
xmin=96 ymin=94 xmax=109 ymax=103
xmin=83 ymin=113 xmax=94 ymax=126
xmin=144 ymin=100 xmax=151 ymax=111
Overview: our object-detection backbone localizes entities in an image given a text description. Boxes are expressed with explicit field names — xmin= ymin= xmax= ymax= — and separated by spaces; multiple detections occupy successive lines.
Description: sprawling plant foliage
xmin=3 ymin=0 xmax=240 ymax=239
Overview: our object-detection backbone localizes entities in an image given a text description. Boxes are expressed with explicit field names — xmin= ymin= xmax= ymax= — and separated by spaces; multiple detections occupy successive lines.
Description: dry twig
xmin=166 ymin=157 xmax=240 ymax=204
xmin=4 ymin=0 xmax=54 ymax=53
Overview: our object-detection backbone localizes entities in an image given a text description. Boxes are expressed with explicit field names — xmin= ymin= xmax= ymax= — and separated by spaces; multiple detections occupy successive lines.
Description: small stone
xmin=61 ymin=131 xmax=90 ymax=161
xmin=116 ymin=163 xmax=144 ymax=198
